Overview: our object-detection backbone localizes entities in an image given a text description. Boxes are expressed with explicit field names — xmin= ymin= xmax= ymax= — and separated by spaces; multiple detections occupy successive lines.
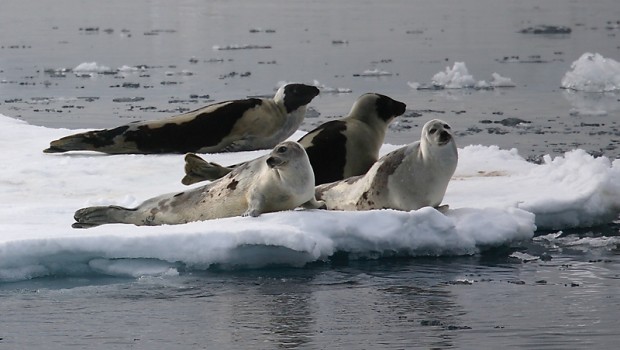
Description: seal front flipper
xmin=73 ymin=205 xmax=137 ymax=228
xmin=302 ymin=198 xmax=326 ymax=210
xmin=182 ymin=153 xmax=235 ymax=185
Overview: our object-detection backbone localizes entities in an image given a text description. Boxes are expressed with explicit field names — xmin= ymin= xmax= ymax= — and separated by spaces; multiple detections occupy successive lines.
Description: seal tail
xmin=43 ymin=126 xmax=129 ymax=153
xmin=72 ymin=205 xmax=136 ymax=228
xmin=182 ymin=153 xmax=234 ymax=185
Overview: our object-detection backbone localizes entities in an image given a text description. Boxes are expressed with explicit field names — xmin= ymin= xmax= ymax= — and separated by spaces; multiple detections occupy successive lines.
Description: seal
xmin=44 ymin=83 xmax=320 ymax=154
xmin=182 ymin=93 xmax=407 ymax=185
xmin=315 ymin=119 xmax=457 ymax=211
xmin=72 ymin=141 xmax=325 ymax=228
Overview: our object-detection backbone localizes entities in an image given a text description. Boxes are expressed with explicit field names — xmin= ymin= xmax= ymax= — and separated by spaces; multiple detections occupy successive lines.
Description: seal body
xmin=73 ymin=141 xmax=324 ymax=228
xmin=45 ymin=83 xmax=320 ymax=154
xmin=299 ymin=93 xmax=406 ymax=184
xmin=182 ymin=93 xmax=406 ymax=185
xmin=315 ymin=119 xmax=458 ymax=211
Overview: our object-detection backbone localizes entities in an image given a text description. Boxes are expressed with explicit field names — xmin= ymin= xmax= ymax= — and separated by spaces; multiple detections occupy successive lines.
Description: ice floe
xmin=1 ymin=115 xmax=619 ymax=282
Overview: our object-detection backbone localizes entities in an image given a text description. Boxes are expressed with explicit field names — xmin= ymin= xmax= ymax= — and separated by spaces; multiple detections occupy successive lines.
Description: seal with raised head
xmin=72 ymin=141 xmax=324 ymax=228
xmin=315 ymin=119 xmax=458 ymax=211
xmin=44 ymin=83 xmax=320 ymax=154
xmin=182 ymin=93 xmax=407 ymax=185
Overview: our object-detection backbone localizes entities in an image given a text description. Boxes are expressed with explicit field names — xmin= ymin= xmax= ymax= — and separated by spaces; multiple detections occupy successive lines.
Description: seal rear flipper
xmin=73 ymin=205 xmax=136 ymax=228
xmin=44 ymin=126 xmax=130 ymax=154
xmin=182 ymin=153 xmax=235 ymax=185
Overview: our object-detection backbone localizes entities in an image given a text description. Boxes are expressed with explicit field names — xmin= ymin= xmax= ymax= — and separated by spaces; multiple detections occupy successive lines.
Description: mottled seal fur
xmin=315 ymin=119 xmax=458 ymax=211
xmin=182 ymin=93 xmax=406 ymax=185
xmin=44 ymin=83 xmax=320 ymax=154
xmin=72 ymin=141 xmax=324 ymax=228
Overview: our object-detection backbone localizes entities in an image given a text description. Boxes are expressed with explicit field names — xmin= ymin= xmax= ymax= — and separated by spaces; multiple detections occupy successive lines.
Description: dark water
xmin=2 ymin=0 xmax=620 ymax=348
xmin=1 ymin=238 xmax=619 ymax=349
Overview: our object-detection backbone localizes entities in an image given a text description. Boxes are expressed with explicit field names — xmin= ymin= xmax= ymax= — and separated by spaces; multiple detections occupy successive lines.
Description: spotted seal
xmin=315 ymin=119 xmax=457 ymax=211
xmin=72 ymin=141 xmax=324 ymax=227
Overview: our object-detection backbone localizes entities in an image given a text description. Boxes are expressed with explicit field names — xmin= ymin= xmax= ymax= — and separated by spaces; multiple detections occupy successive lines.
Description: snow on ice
xmin=1 ymin=115 xmax=619 ymax=282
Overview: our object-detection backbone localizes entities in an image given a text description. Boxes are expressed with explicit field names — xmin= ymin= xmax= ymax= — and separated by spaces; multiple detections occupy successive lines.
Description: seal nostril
xmin=266 ymin=156 xmax=281 ymax=168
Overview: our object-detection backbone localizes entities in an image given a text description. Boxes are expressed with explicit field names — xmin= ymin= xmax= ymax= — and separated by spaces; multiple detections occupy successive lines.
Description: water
xmin=1 ymin=0 xmax=620 ymax=348
xmin=2 ymin=245 xmax=619 ymax=349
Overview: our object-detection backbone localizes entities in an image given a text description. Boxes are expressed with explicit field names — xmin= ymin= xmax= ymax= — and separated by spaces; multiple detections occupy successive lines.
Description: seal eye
xmin=277 ymin=146 xmax=288 ymax=153
xmin=444 ymin=124 xmax=451 ymax=130
xmin=429 ymin=128 xmax=437 ymax=134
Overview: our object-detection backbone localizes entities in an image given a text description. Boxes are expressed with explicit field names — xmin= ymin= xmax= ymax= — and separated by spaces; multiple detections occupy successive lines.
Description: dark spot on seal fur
xmin=301 ymin=120 xmax=347 ymax=185
xmin=375 ymin=94 xmax=407 ymax=122
xmin=282 ymin=84 xmax=320 ymax=113
xmin=355 ymin=147 xmax=407 ymax=209
xmin=356 ymin=191 xmax=375 ymax=208
xmin=122 ymin=99 xmax=263 ymax=153
xmin=375 ymin=147 xmax=407 ymax=178
xmin=227 ymin=179 xmax=239 ymax=190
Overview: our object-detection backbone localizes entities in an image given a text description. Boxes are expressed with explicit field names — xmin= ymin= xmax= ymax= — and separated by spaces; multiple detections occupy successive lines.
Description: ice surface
xmin=1 ymin=115 xmax=619 ymax=282
xmin=561 ymin=52 xmax=620 ymax=92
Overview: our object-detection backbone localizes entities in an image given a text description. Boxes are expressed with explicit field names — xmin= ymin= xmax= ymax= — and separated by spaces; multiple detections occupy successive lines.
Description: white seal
xmin=315 ymin=119 xmax=458 ymax=211
xmin=72 ymin=141 xmax=324 ymax=228
xmin=182 ymin=93 xmax=406 ymax=185
xmin=44 ymin=83 xmax=320 ymax=154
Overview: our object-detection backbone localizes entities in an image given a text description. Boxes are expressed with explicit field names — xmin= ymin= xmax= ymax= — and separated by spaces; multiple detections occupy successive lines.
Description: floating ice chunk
xmin=561 ymin=52 xmax=620 ymax=92
xmin=117 ymin=65 xmax=140 ymax=72
xmin=409 ymin=63 xmax=515 ymax=90
xmin=432 ymin=62 xmax=476 ymax=88
xmin=355 ymin=69 xmax=393 ymax=77
xmin=312 ymin=80 xmax=352 ymax=93
xmin=73 ymin=62 xmax=111 ymax=72
xmin=407 ymin=81 xmax=421 ymax=89
xmin=212 ymin=44 xmax=272 ymax=50
xmin=474 ymin=80 xmax=492 ymax=90
xmin=490 ymin=72 xmax=516 ymax=87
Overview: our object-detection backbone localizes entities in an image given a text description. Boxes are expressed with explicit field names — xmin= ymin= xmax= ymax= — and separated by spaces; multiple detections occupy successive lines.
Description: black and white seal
xmin=182 ymin=93 xmax=406 ymax=185
xmin=44 ymin=83 xmax=320 ymax=154
xmin=315 ymin=119 xmax=458 ymax=211
xmin=72 ymin=141 xmax=324 ymax=228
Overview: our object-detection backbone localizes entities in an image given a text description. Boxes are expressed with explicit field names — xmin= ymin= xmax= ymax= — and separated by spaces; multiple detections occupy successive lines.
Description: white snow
xmin=408 ymin=62 xmax=515 ymax=89
xmin=1 ymin=115 xmax=619 ymax=282
xmin=561 ymin=52 xmax=620 ymax=92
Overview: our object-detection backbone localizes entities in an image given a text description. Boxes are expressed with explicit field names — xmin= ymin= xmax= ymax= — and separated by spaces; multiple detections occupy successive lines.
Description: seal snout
xmin=266 ymin=156 xmax=284 ymax=168
xmin=439 ymin=130 xmax=452 ymax=144
xmin=393 ymin=101 xmax=407 ymax=116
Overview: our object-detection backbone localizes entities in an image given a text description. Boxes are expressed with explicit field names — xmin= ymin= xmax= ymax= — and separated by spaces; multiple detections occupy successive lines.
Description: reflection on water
xmin=562 ymin=89 xmax=620 ymax=116
xmin=1 ymin=252 xmax=619 ymax=349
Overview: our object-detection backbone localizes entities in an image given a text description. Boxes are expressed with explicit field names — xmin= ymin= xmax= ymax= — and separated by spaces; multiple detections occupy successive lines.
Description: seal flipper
xmin=73 ymin=205 xmax=137 ymax=228
xmin=44 ymin=126 xmax=130 ymax=153
xmin=182 ymin=153 xmax=235 ymax=185
xmin=302 ymin=198 xmax=326 ymax=210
